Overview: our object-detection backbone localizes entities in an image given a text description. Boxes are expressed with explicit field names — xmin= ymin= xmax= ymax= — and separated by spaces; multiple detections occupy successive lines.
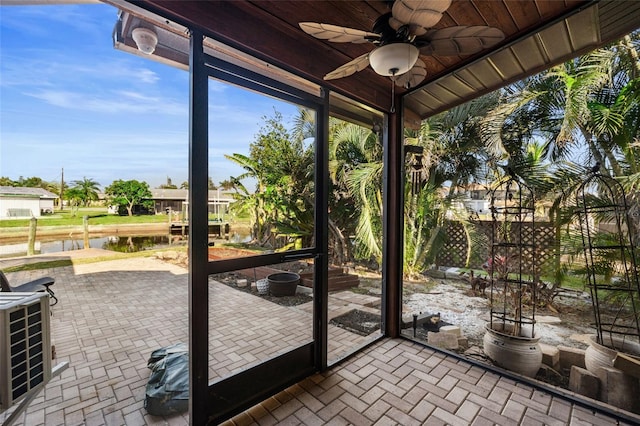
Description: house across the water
xmin=0 ymin=186 xmax=58 ymax=218
xmin=150 ymin=189 xmax=235 ymax=219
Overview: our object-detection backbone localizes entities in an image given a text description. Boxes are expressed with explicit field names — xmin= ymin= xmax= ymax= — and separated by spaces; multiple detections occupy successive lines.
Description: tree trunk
xmin=621 ymin=35 xmax=640 ymax=76
xmin=583 ymin=129 xmax=606 ymax=168
xmin=327 ymin=218 xmax=348 ymax=265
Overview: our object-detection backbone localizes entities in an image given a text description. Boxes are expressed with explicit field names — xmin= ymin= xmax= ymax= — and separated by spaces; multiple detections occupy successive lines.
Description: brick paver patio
xmin=223 ymin=338 xmax=640 ymax=425
xmin=0 ymin=256 xmax=377 ymax=425
xmin=1 ymin=255 xmax=638 ymax=425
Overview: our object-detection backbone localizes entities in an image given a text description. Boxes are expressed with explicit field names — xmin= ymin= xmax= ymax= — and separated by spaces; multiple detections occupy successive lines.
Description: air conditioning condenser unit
xmin=0 ymin=292 xmax=52 ymax=409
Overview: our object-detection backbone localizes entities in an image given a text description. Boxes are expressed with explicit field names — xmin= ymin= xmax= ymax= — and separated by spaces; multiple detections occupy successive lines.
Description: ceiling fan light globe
xmin=369 ymin=43 xmax=419 ymax=76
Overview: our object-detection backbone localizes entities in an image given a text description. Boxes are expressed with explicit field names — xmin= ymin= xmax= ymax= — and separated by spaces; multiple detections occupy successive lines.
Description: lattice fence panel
xmin=437 ymin=220 xmax=557 ymax=274
xmin=535 ymin=223 xmax=557 ymax=275
xmin=436 ymin=222 xmax=469 ymax=268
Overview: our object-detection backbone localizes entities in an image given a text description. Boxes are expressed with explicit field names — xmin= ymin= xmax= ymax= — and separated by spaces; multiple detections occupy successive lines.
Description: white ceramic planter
xmin=585 ymin=334 xmax=640 ymax=375
xmin=483 ymin=323 xmax=542 ymax=378
xmin=584 ymin=334 xmax=640 ymax=413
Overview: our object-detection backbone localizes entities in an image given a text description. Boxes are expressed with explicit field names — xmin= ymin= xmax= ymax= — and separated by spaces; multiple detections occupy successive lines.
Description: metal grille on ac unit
xmin=0 ymin=292 xmax=52 ymax=409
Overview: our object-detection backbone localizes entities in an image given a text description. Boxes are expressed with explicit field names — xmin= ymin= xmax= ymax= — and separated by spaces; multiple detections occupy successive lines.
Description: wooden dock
xmin=170 ymin=221 xmax=230 ymax=237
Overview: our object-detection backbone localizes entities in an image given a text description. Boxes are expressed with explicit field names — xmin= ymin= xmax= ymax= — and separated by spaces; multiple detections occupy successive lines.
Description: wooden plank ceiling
xmin=119 ymin=0 xmax=638 ymax=119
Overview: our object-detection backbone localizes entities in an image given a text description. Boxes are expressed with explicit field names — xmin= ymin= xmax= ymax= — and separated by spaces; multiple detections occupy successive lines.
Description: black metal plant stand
xmin=575 ymin=170 xmax=640 ymax=347
xmin=488 ymin=176 xmax=537 ymax=338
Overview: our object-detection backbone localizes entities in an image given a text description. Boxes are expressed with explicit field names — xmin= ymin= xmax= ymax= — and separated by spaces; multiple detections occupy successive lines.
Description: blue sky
xmin=0 ymin=3 xmax=299 ymax=190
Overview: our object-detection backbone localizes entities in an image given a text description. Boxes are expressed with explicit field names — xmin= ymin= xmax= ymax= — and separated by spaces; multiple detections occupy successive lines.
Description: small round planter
xmin=267 ymin=272 xmax=300 ymax=297
xmin=483 ymin=323 xmax=542 ymax=378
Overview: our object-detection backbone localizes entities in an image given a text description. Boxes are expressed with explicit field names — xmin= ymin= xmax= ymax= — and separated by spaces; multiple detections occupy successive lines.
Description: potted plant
xmin=483 ymin=176 xmax=543 ymax=377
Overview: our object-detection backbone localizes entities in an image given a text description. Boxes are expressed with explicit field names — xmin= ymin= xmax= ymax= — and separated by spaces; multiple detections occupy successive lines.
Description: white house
xmin=445 ymin=184 xmax=491 ymax=219
xmin=0 ymin=186 xmax=58 ymax=218
xmin=150 ymin=189 xmax=235 ymax=218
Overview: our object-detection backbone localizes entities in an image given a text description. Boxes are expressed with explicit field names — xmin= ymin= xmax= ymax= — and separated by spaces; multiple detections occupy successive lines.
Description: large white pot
xmin=483 ymin=323 xmax=542 ymax=378
xmin=584 ymin=334 xmax=640 ymax=413
xmin=584 ymin=334 xmax=640 ymax=375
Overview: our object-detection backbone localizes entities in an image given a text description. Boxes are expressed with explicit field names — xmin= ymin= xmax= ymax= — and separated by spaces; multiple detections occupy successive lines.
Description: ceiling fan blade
xmin=299 ymin=22 xmax=380 ymax=44
xmin=391 ymin=59 xmax=427 ymax=89
xmin=390 ymin=0 xmax=453 ymax=36
xmin=324 ymin=53 xmax=371 ymax=80
xmin=417 ymin=26 xmax=505 ymax=56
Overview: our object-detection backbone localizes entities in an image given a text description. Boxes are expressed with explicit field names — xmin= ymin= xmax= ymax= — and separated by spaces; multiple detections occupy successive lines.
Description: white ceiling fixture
xmin=368 ymin=43 xmax=419 ymax=77
xmin=131 ymin=27 xmax=158 ymax=55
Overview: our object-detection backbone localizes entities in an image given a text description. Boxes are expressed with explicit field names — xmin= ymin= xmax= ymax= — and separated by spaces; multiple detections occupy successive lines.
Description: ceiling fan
xmin=299 ymin=0 xmax=505 ymax=89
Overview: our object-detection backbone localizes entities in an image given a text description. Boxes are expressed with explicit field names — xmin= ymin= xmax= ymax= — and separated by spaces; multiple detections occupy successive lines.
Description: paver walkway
xmin=1 ymin=254 xmax=638 ymax=425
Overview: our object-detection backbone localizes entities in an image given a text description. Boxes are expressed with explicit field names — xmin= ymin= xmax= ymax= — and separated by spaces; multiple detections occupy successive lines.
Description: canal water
xmin=0 ymin=230 xmax=252 ymax=258
xmin=0 ymin=235 xmax=179 ymax=258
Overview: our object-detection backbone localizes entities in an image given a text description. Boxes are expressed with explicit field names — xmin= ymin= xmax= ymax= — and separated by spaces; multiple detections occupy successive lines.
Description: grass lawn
xmin=0 ymin=207 xmax=247 ymax=229
xmin=0 ymin=208 xmax=170 ymax=228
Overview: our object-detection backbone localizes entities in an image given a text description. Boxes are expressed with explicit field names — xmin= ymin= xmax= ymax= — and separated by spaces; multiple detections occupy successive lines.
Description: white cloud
xmin=0 ymin=4 xmax=118 ymax=39
xmin=137 ymin=69 xmax=161 ymax=84
xmin=1 ymin=55 xmax=163 ymax=88
xmin=24 ymin=89 xmax=187 ymax=116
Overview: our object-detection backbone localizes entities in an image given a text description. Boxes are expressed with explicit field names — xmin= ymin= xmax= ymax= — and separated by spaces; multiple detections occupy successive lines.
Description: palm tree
xmin=64 ymin=187 xmax=84 ymax=217
xmin=218 ymin=179 xmax=235 ymax=191
xmin=226 ymin=110 xmax=315 ymax=247
xmin=291 ymin=107 xmax=317 ymax=143
xmin=482 ymin=31 xmax=640 ymax=242
xmin=402 ymin=94 xmax=499 ymax=276
xmin=293 ymin=107 xmax=387 ymax=265
xmin=464 ymin=31 xmax=640 ymax=306
xmin=329 ymin=122 xmax=384 ymax=265
xmin=224 ymin=153 xmax=270 ymax=243
xmin=158 ymin=177 xmax=177 ymax=189
xmin=71 ymin=177 xmax=100 ymax=207
xmin=492 ymin=32 xmax=637 ymax=169
xmin=292 ymin=109 xmax=364 ymax=264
